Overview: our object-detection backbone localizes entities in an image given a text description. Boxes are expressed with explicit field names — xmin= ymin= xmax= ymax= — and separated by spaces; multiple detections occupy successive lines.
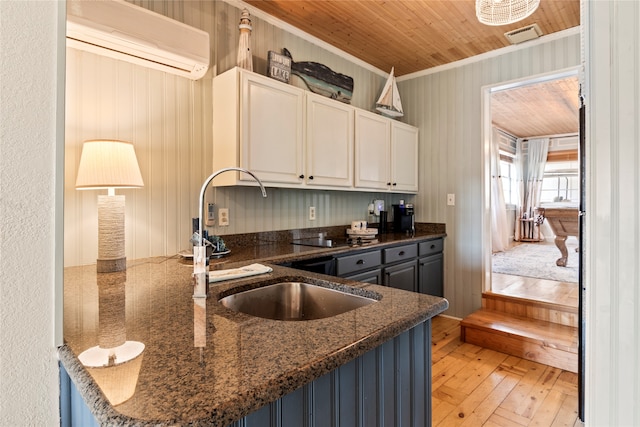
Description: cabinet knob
xmin=309 ymin=175 xmax=314 ymax=180
xmin=387 ymin=182 xmax=392 ymax=186
xmin=399 ymin=251 xmax=405 ymax=256
xmin=356 ymin=259 xmax=365 ymax=265
xmin=392 ymin=182 xmax=397 ymax=186
xmin=299 ymin=174 xmax=304 ymax=179
xmin=431 ymin=244 xmax=435 ymax=249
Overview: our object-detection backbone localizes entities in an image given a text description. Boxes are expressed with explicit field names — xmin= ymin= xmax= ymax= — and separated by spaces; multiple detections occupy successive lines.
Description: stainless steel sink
xmin=219 ymin=281 xmax=377 ymax=321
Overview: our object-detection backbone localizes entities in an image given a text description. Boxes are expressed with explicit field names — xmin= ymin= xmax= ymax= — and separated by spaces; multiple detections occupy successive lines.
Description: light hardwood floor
xmin=490 ymin=273 xmax=578 ymax=308
xmin=431 ymin=315 xmax=581 ymax=426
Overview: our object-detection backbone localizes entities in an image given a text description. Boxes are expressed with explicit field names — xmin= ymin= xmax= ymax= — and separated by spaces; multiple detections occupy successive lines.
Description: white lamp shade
xmin=76 ymin=139 xmax=144 ymax=189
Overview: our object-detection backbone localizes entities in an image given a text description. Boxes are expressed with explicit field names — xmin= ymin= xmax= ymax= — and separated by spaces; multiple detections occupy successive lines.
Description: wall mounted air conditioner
xmin=67 ymin=0 xmax=210 ymax=80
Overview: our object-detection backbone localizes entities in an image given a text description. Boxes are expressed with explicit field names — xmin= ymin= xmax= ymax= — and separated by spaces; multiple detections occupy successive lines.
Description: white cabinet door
xmin=240 ymin=71 xmax=305 ymax=184
xmin=355 ymin=110 xmax=419 ymax=193
xmin=391 ymin=121 xmax=419 ymax=192
xmin=305 ymin=93 xmax=353 ymax=188
xmin=354 ymin=110 xmax=391 ymax=190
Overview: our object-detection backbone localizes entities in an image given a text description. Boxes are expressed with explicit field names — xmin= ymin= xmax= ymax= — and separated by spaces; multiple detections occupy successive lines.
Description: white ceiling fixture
xmin=476 ymin=0 xmax=541 ymax=26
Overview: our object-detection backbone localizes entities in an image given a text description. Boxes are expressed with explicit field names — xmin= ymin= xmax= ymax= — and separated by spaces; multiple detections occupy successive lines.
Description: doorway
xmin=481 ymin=66 xmax=584 ymax=419
xmin=482 ymin=68 xmax=580 ymax=303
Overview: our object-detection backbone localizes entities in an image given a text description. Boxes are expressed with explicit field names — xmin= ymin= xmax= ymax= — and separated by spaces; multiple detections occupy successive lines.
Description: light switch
xmin=447 ymin=194 xmax=455 ymax=206
xmin=205 ymin=203 xmax=215 ymax=226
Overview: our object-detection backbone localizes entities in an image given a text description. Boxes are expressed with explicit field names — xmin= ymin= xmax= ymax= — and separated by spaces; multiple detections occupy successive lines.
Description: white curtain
xmin=515 ymin=137 xmax=549 ymax=241
xmin=490 ymin=134 xmax=509 ymax=252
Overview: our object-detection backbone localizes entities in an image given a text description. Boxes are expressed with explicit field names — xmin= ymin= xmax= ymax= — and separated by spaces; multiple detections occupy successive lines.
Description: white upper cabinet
xmin=305 ymin=92 xmax=353 ymax=188
xmin=212 ymin=67 xmax=417 ymax=193
xmin=213 ymin=67 xmax=304 ymax=186
xmin=355 ymin=110 xmax=419 ymax=193
xmin=390 ymin=121 xmax=419 ymax=192
xmin=354 ymin=110 xmax=391 ymax=190
xmin=240 ymin=70 xmax=305 ymax=184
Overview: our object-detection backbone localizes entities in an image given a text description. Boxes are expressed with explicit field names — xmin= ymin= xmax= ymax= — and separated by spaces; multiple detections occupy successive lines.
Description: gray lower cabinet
xmin=382 ymin=243 xmax=418 ymax=292
xmin=336 ymin=250 xmax=382 ymax=284
xmin=234 ymin=319 xmax=433 ymax=427
xmin=418 ymin=239 xmax=444 ymax=297
xmin=61 ymin=320 xmax=434 ymax=427
xmin=418 ymin=253 xmax=443 ymax=297
xmin=59 ymin=363 xmax=99 ymax=427
xmin=336 ymin=238 xmax=443 ymax=295
xmin=343 ymin=267 xmax=382 ymax=284
xmin=383 ymin=259 xmax=418 ymax=292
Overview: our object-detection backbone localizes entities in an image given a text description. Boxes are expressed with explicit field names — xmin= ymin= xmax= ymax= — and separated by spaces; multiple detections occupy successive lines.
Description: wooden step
xmin=460 ymin=308 xmax=578 ymax=373
xmin=482 ymin=291 xmax=578 ymax=327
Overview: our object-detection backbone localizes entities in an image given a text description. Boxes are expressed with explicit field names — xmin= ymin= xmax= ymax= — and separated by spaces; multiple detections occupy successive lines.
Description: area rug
xmin=492 ymin=239 xmax=579 ymax=283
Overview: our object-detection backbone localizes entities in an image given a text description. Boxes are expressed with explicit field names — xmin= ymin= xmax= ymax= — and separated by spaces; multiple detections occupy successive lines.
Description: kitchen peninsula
xmin=59 ymin=226 xmax=448 ymax=426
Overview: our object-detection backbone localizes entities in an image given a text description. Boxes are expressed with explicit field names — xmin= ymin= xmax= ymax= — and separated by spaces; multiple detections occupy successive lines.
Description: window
xmin=499 ymin=150 xmax=517 ymax=205
xmin=540 ymin=160 xmax=579 ymax=203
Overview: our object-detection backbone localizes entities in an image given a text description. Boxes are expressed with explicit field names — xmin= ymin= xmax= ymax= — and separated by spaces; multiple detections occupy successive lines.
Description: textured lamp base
xmin=97 ymin=271 xmax=127 ymax=348
xmin=97 ymin=258 xmax=127 ymax=273
xmin=97 ymin=194 xmax=127 ymax=273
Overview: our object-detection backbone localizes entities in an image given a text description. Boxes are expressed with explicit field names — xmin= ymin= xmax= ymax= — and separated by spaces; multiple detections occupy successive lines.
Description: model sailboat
xmin=376 ymin=67 xmax=404 ymax=118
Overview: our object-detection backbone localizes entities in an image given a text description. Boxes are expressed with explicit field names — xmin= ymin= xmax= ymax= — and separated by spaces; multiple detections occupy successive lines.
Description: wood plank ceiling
xmin=244 ymin=0 xmax=580 ymax=76
xmin=492 ymin=76 xmax=580 ymax=138
xmin=242 ymin=0 xmax=581 ymax=138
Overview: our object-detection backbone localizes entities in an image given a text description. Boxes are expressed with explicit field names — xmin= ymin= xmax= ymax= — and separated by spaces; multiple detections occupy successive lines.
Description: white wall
xmin=398 ymin=32 xmax=581 ymax=318
xmin=0 ymin=1 xmax=63 ymax=425
xmin=585 ymin=0 xmax=640 ymax=424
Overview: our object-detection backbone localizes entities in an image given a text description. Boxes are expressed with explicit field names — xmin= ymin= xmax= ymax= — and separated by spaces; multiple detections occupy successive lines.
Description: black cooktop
xmin=291 ymin=237 xmax=349 ymax=248
xmin=291 ymin=237 xmax=378 ymax=248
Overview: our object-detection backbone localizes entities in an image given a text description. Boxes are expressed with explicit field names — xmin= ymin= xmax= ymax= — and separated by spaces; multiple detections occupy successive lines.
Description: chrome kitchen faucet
xmin=193 ymin=167 xmax=267 ymax=298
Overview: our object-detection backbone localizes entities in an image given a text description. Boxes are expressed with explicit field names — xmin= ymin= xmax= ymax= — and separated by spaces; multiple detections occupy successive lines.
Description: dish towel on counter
xmin=208 ymin=263 xmax=273 ymax=282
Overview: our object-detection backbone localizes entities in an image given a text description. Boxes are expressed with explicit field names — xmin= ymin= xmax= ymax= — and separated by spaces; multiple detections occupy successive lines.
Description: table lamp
xmin=76 ymin=139 xmax=144 ymax=272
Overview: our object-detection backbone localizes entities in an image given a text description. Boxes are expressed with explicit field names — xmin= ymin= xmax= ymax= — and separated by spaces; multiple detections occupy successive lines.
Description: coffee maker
xmin=392 ymin=203 xmax=415 ymax=233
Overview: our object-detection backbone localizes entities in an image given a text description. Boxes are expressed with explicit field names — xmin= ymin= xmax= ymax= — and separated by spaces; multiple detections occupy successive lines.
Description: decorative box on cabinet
xmin=354 ymin=109 xmax=418 ymax=193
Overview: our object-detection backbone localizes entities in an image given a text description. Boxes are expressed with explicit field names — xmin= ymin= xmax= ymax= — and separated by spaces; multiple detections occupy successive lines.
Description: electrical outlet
xmin=447 ymin=194 xmax=455 ymax=206
xmin=218 ymin=208 xmax=229 ymax=226
xmin=205 ymin=203 xmax=215 ymax=226
xmin=309 ymin=206 xmax=316 ymax=221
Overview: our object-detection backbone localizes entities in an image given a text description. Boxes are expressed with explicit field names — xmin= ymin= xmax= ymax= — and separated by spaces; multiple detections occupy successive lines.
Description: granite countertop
xmin=196 ymin=225 xmax=447 ymax=269
xmin=59 ymin=228 xmax=448 ymax=426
